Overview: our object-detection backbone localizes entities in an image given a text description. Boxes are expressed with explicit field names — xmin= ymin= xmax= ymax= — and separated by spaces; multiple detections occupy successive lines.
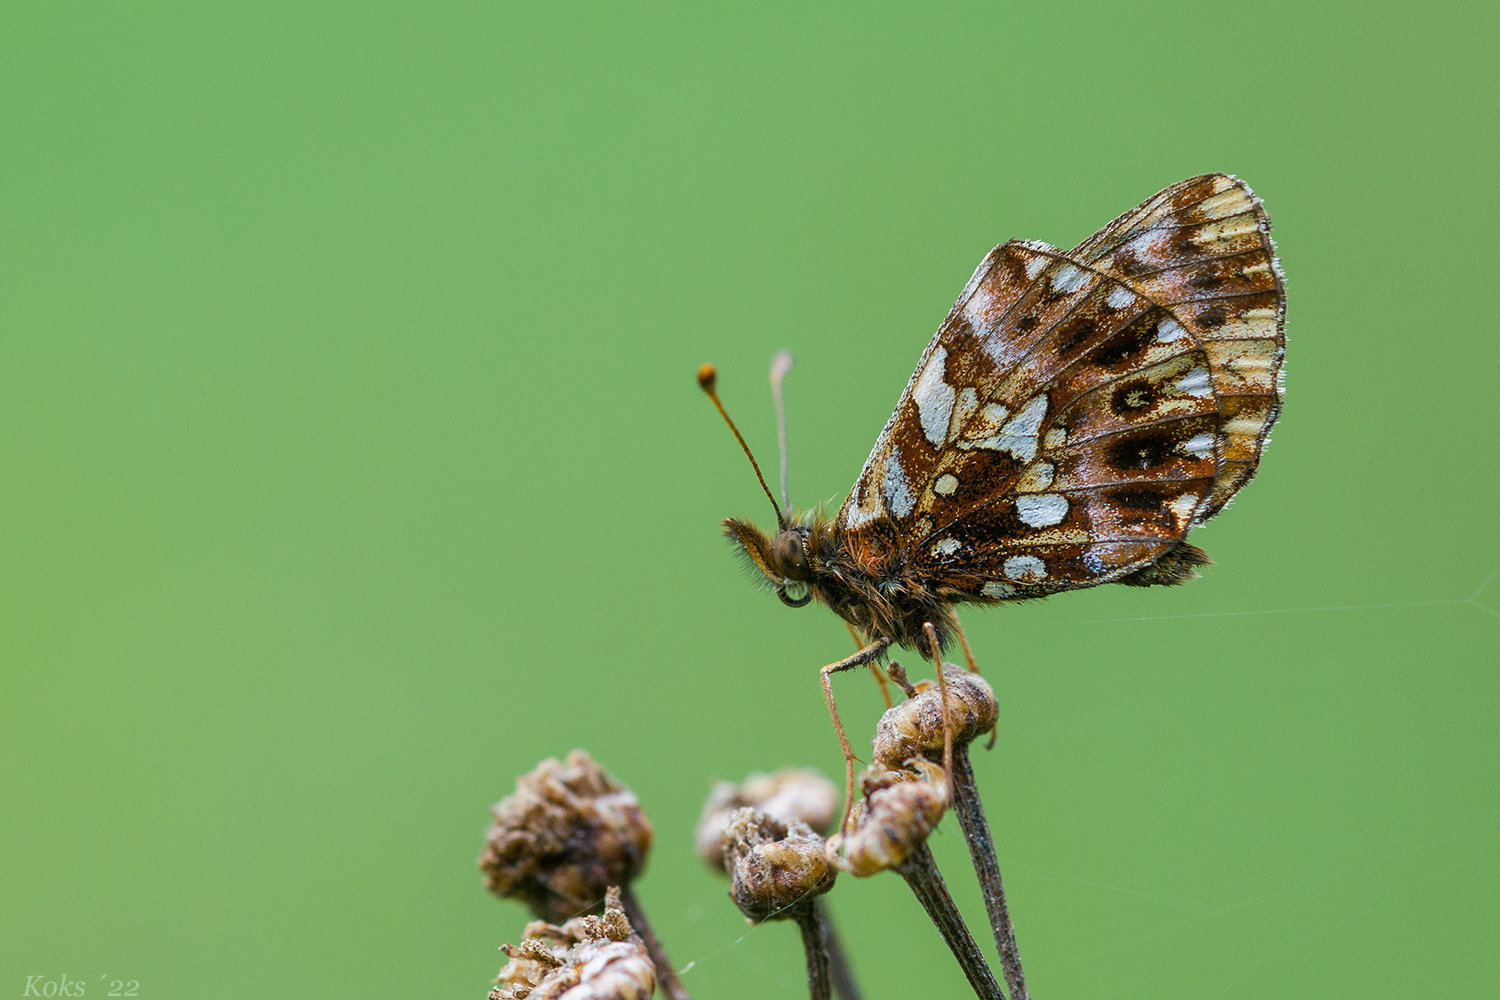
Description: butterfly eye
xmin=777 ymin=582 xmax=811 ymax=608
xmin=772 ymin=529 xmax=810 ymax=580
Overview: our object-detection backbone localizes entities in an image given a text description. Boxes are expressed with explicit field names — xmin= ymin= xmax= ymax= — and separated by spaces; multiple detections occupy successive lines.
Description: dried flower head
xmin=480 ymin=750 xmax=654 ymax=923
xmin=490 ymin=886 xmax=656 ymax=1000
xmin=873 ymin=666 xmax=998 ymax=771
xmin=721 ymin=807 xmax=837 ymax=922
xmin=825 ymin=759 xmax=948 ymax=877
xmin=695 ymin=768 xmax=838 ymax=871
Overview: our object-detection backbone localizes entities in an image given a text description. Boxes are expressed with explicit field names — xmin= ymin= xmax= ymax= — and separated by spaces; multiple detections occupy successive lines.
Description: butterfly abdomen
xmin=1114 ymin=541 xmax=1211 ymax=587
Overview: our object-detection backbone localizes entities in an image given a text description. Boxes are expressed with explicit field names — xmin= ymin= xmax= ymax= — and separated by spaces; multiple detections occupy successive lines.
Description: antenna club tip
xmin=697 ymin=363 xmax=718 ymax=392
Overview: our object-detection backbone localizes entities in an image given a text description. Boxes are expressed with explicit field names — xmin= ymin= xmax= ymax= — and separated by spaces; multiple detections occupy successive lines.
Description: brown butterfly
xmin=701 ymin=174 xmax=1284 ymax=812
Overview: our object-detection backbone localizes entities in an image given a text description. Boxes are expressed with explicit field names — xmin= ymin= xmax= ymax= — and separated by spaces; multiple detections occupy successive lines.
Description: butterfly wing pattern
xmin=835 ymin=174 xmax=1284 ymax=614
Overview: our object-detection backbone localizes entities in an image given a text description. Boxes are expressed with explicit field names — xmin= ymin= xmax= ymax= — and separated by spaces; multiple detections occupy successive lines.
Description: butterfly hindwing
xmin=1071 ymin=173 xmax=1285 ymax=517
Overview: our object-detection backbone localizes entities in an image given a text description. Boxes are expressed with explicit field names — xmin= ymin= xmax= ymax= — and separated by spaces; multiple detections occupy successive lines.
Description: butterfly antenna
xmin=769 ymin=350 xmax=794 ymax=510
xmin=698 ymin=363 xmax=783 ymax=524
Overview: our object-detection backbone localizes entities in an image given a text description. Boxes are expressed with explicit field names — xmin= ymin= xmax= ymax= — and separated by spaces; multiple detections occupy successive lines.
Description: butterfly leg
xmin=847 ymin=621 xmax=893 ymax=708
xmin=948 ymin=610 xmax=998 ymax=748
xmin=821 ymin=637 xmax=893 ymax=832
xmin=922 ymin=622 xmax=955 ymax=801
xmin=948 ymin=610 xmax=980 ymax=673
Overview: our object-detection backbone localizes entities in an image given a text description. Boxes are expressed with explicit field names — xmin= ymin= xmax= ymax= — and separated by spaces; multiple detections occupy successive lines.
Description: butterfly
xmin=701 ymin=174 xmax=1284 ymax=809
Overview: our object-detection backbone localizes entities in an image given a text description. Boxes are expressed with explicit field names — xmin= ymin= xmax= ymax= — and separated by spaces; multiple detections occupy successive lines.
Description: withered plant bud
xmin=825 ymin=759 xmax=948 ymax=878
xmin=886 ymin=664 xmax=1029 ymax=1000
xmin=695 ymin=768 xmax=838 ymax=871
xmin=490 ymin=886 xmax=655 ymax=1000
xmin=721 ymin=808 xmax=841 ymax=1000
xmin=723 ymin=807 xmax=837 ymax=922
xmin=872 ymin=666 xmax=998 ymax=770
xmin=697 ymin=771 xmax=862 ymax=1000
xmin=480 ymin=750 xmax=654 ymax=923
xmin=828 ymin=759 xmax=1000 ymax=998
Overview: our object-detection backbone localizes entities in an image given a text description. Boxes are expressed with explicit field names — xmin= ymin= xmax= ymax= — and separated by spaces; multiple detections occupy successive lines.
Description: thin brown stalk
xmin=620 ymin=886 xmax=692 ymax=1000
xmin=793 ymin=904 xmax=832 ymax=1000
xmin=949 ymin=745 xmax=1028 ymax=1000
xmin=815 ymin=898 xmax=863 ymax=1000
xmin=891 ymin=842 xmax=1004 ymax=1000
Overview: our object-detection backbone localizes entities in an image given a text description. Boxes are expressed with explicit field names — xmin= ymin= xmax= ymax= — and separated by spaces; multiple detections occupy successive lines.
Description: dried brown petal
xmin=825 ymin=759 xmax=948 ymax=877
xmin=695 ymin=768 xmax=838 ymax=871
xmin=872 ymin=666 xmax=998 ymax=771
xmin=722 ymin=807 xmax=836 ymax=922
xmin=480 ymin=751 xmax=653 ymax=923
xmin=490 ymin=887 xmax=655 ymax=1000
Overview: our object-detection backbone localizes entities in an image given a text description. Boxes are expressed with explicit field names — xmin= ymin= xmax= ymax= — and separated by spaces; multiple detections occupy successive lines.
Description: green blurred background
xmin=2 ymin=2 xmax=1496 ymax=997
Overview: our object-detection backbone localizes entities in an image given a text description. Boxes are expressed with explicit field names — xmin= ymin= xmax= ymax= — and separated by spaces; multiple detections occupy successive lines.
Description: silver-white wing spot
xmin=1132 ymin=228 xmax=1171 ymax=260
xmin=1003 ymin=555 xmax=1047 ymax=582
xmin=883 ymin=450 xmax=915 ymax=519
xmin=963 ymin=285 xmax=996 ymax=332
xmin=1050 ymin=263 xmax=1088 ymax=294
xmin=843 ymin=475 xmax=885 ymax=529
xmin=957 ymin=394 xmax=1049 ymax=461
xmin=912 ymin=346 xmax=955 ymax=447
xmin=1168 ymin=493 xmax=1201 ymax=524
xmin=1156 ymin=317 xmax=1187 ymax=342
xmin=932 ymin=537 xmax=961 ymax=557
xmin=1015 ymin=493 xmax=1068 ymax=527
xmin=1177 ymin=367 xmax=1212 ymax=397
xmin=1106 ymin=285 xmax=1135 ymax=309
xmin=934 ymin=473 xmax=959 ymax=495
xmin=1183 ymin=432 xmax=1215 ymax=459
xmin=1005 ymin=394 xmax=1048 ymax=437
xmin=982 ymin=581 xmax=1016 ymax=598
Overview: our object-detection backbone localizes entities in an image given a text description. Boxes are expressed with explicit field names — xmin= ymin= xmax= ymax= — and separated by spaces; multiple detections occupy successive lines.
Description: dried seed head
xmin=695 ymin=768 xmax=838 ymax=871
xmin=825 ymin=759 xmax=948 ymax=877
xmin=722 ymin=807 xmax=836 ymax=922
xmin=872 ymin=665 xmax=998 ymax=771
xmin=490 ymin=886 xmax=656 ymax=1000
xmin=480 ymin=750 xmax=654 ymax=923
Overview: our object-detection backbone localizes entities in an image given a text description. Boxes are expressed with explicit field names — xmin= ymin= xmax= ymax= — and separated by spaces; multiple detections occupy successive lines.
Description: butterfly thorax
xmin=723 ymin=512 xmax=954 ymax=657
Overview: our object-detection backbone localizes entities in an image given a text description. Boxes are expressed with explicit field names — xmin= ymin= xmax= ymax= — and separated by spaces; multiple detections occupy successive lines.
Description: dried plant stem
xmin=620 ymin=886 xmax=692 ymax=1000
xmin=793 ymin=904 xmax=833 ymax=1000
xmin=949 ymin=746 xmax=1028 ymax=1000
xmin=816 ymin=899 xmax=863 ymax=1000
xmin=892 ymin=842 xmax=1004 ymax=1000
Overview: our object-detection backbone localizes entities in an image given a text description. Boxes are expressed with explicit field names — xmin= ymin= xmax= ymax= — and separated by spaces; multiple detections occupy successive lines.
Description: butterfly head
xmin=700 ymin=359 xmax=825 ymax=608
xmin=723 ymin=514 xmax=816 ymax=607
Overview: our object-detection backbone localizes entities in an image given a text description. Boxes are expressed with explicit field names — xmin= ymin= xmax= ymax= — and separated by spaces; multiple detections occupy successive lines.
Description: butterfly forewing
xmin=835 ymin=174 xmax=1284 ymax=601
